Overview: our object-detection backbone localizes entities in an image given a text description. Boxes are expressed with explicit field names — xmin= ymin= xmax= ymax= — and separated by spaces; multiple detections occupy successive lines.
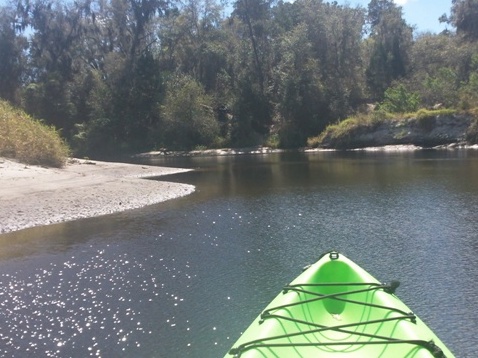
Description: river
xmin=0 ymin=150 xmax=477 ymax=357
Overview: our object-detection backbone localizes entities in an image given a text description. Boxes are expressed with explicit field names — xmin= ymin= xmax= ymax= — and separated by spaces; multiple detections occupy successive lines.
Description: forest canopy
xmin=1 ymin=0 xmax=478 ymax=156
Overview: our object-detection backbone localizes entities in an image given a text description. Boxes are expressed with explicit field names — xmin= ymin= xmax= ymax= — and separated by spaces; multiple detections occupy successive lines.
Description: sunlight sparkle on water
xmin=0 ymin=244 xmax=191 ymax=357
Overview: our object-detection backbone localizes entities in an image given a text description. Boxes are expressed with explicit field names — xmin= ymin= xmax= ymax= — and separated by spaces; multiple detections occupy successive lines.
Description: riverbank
xmin=0 ymin=158 xmax=195 ymax=234
xmin=135 ymin=143 xmax=478 ymax=158
xmin=315 ymin=112 xmax=478 ymax=149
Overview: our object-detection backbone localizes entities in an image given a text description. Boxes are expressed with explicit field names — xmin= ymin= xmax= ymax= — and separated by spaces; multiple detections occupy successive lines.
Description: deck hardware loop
xmin=329 ymin=252 xmax=340 ymax=260
xmin=384 ymin=280 xmax=400 ymax=294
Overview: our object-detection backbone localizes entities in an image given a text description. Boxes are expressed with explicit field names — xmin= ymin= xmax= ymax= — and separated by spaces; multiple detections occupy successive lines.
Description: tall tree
xmin=280 ymin=0 xmax=366 ymax=127
xmin=159 ymin=0 xmax=227 ymax=91
xmin=445 ymin=0 xmax=478 ymax=39
xmin=0 ymin=5 xmax=28 ymax=103
xmin=21 ymin=0 xmax=89 ymax=132
xmin=227 ymin=0 xmax=275 ymax=143
xmin=232 ymin=0 xmax=273 ymax=93
xmin=409 ymin=33 xmax=478 ymax=108
xmin=161 ymin=74 xmax=219 ymax=149
xmin=365 ymin=0 xmax=413 ymax=99
xmin=272 ymin=22 xmax=327 ymax=147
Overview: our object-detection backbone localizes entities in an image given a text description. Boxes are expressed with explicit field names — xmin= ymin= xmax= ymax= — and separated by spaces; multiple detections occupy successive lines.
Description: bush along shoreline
xmin=136 ymin=109 xmax=478 ymax=158
xmin=0 ymin=100 xmax=70 ymax=167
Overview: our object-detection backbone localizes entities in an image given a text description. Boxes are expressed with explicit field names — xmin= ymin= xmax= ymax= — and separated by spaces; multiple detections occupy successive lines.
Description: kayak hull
xmin=226 ymin=252 xmax=454 ymax=357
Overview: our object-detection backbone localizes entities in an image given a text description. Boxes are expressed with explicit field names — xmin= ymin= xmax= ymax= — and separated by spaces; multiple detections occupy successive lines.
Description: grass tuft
xmin=0 ymin=100 xmax=70 ymax=167
xmin=308 ymin=111 xmax=392 ymax=148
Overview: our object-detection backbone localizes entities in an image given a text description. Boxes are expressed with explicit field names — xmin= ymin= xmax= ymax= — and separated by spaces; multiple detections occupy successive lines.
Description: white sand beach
xmin=0 ymin=158 xmax=194 ymax=234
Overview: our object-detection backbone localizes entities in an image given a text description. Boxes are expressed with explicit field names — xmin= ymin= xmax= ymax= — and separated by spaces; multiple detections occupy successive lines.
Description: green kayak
xmin=226 ymin=251 xmax=454 ymax=357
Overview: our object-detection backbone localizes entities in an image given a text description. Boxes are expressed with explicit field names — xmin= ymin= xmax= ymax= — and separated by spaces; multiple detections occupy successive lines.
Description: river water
xmin=0 ymin=150 xmax=477 ymax=357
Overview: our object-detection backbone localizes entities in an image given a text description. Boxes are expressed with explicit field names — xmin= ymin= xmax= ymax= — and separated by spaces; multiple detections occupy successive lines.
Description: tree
xmin=157 ymin=0 xmax=228 ymax=91
xmin=365 ymin=0 xmax=413 ymax=99
xmin=161 ymin=74 xmax=219 ymax=149
xmin=19 ymin=0 xmax=90 ymax=134
xmin=445 ymin=0 xmax=478 ymax=39
xmin=226 ymin=0 xmax=275 ymax=144
xmin=408 ymin=33 xmax=478 ymax=108
xmin=272 ymin=0 xmax=366 ymax=144
xmin=232 ymin=0 xmax=273 ymax=93
xmin=459 ymin=54 xmax=478 ymax=108
xmin=367 ymin=0 xmax=395 ymax=28
xmin=0 ymin=6 xmax=28 ymax=103
xmin=320 ymin=2 xmax=366 ymax=117
xmin=109 ymin=51 xmax=165 ymax=149
xmin=272 ymin=22 xmax=327 ymax=147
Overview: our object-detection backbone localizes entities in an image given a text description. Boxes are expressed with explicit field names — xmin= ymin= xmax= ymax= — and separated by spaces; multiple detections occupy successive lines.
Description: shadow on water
xmin=0 ymin=149 xmax=477 ymax=357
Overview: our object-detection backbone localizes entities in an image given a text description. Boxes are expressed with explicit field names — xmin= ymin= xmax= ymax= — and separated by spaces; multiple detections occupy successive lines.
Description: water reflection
xmin=151 ymin=150 xmax=478 ymax=199
xmin=0 ymin=211 xmax=150 ymax=260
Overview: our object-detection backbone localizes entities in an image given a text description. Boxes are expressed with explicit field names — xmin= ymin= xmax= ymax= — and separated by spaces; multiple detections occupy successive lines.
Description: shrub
xmin=0 ymin=100 xmax=69 ymax=167
xmin=459 ymin=72 xmax=478 ymax=109
xmin=161 ymin=75 xmax=220 ymax=150
xmin=421 ymin=68 xmax=459 ymax=108
xmin=306 ymin=135 xmax=321 ymax=148
xmin=264 ymin=133 xmax=280 ymax=149
xmin=379 ymin=84 xmax=420 ymax=113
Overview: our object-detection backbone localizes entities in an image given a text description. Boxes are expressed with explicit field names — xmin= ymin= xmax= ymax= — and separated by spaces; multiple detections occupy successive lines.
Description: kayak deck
xmin=226 ymin=252 xmax=454 ymax=357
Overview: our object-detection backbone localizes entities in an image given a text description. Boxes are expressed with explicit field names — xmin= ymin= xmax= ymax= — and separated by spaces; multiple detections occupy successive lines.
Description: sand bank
xmin=0 ymin=158 xmax=194 ymax=234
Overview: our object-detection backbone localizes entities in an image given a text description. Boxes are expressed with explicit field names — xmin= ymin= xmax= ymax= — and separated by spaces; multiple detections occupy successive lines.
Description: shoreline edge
xmin=0 ymin=158 xmax=195 ymax=234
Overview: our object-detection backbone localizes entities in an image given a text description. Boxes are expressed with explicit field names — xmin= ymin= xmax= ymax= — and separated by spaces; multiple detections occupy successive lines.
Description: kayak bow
xmin=226 ymin=251 xmax=454 ymax=357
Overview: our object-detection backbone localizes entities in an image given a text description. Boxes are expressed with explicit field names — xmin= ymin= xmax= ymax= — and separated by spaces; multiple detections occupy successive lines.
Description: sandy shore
xmin=0 ymin=158 xmax=195 ymax=234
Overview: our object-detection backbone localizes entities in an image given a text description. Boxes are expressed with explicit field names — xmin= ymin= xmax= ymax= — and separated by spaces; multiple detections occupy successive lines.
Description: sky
xmin=334 ymin=0 xmax=452 ymax=34
xmin=0 ymin=0 xmax=453 ymax=34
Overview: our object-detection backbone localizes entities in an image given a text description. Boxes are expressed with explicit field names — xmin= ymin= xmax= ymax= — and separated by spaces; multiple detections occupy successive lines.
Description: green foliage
xmin=22 ymin=75 xmax=77 ymax=134
xmin=72 ymin=118 xmax=119 ymax=157
xmin=379 ymin=84 xmax=420 ymax=113
xmin=161 ymin=75 xmax=220 ymax=150
xmin=264 ymin=133 xmax=280 ymax=149
xmin=459 ymin=62 xmax=478 ymax=110
xmin=2 ymin=0 xmax=478 ymax=155
xmin=0 ymin=100 xmax=70 ymax=167
xmin=422 ymin=68 xmax=459 ymax=107
xmin=306 ymin=135 xmax=321 ymax=148
xmin=415 ymin=108 xmax=456 ymax=118
xmin=366 ymin=0 xmax=413 ymax=98
xmin=0 ymin=7 xmax=28 ymax=104
xmin=231 ymin=79 xmax=272 ymax=146
xmin=446 ymin=0 xmax=478 ymax=39
xmin=408 ymin=36 xmax=478 ymax=110
xmin=272 ymin=22 xmax=327 ymax=147
xmin=272 ymin=3 xmax=366 ymax=147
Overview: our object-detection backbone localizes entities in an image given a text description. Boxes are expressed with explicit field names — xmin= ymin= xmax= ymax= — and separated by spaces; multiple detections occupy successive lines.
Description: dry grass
xmin=0 ymin=100 xmax=70 ymax=167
